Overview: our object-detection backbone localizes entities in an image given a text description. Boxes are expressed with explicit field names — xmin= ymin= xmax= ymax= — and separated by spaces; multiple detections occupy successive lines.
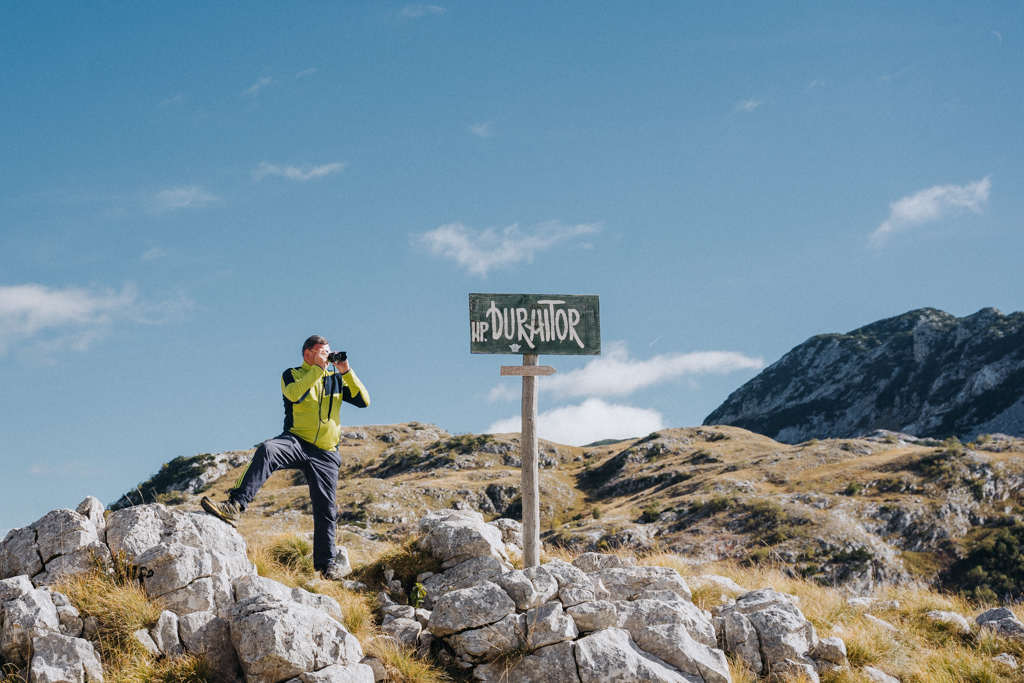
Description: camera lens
xmin=327 ymin=351 xmax=347 ymax=363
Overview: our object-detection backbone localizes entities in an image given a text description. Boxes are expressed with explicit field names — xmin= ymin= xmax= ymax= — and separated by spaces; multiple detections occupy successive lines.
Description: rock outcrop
xmin=705 ymin=307 xmax=1024 ymax=443
xmin=0 ymin=500 xmax=367 ymax=683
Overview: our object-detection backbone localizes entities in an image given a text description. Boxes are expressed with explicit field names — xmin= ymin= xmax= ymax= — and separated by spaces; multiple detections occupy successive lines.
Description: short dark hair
xmin=302 ymin=335 xmax=329 ymax=353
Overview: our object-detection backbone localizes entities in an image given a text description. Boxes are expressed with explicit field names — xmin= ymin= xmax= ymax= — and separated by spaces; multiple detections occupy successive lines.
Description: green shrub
xmin=948 ymin=522 xmax=1024 ymax=600
xmin=591 ymin=507 xmax=602 ymax=519
xmin=639 ymin=503 xmax=661 ymax=524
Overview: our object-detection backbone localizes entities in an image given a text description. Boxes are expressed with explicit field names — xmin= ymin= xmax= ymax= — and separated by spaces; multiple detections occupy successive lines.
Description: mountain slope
xmin=704 ymin=307 xmax=1024 ymax=443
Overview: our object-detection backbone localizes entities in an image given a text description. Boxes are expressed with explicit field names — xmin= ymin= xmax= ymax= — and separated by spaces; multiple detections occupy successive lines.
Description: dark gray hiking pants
xmin=231 ymin=432 xmax=340 ymax=569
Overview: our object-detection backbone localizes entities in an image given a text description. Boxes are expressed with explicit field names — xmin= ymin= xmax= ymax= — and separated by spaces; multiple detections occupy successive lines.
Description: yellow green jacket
xmin=281 ymin=362 xmax=369 ymax=450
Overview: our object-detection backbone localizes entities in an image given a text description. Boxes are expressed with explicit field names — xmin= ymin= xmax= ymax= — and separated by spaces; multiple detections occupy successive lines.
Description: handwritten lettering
xmin=477 ymin=299 xmax=586 ymax=350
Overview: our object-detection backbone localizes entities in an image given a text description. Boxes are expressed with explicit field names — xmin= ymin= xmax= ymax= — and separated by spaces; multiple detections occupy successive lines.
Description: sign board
xmin=469 ymin=293 xmax=600 ymax=355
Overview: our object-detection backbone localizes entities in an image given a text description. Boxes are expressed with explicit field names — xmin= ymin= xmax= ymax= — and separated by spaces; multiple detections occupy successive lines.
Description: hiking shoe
xmin=319 ymin=559 xmax=350 ymax=581
xmin=201 ymin=496 xmax=242 ymax=528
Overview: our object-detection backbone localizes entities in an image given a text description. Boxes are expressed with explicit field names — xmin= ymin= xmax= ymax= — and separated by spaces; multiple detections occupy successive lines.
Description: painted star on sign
xmin=509 ymin=344 xmax=521 ymax=352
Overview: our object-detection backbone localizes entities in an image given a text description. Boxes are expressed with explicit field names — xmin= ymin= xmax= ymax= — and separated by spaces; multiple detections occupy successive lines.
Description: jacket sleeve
xmin=341 ymin=370 xmax=370 ymax=408
xmin=281 ymin=365 xmax=326 ymax=403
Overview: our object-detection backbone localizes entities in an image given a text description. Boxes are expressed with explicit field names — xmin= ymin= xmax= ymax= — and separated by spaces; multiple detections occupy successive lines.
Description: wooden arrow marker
xmin=500 ymin=365 xmax=557 ymax=376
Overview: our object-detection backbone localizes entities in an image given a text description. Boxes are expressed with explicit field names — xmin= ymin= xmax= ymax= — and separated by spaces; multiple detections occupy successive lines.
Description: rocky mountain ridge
xmin=111 ymin=423 xmax=1024 ymax=601
xmin=705 ymin=307 xmax=1024 ymax=444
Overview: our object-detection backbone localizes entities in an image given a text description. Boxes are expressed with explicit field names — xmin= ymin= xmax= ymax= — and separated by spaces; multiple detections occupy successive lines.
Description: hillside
xmin=705 ymin=307 xmax=1024 ymax=444
xmin=117 ymin=423 xmax=1024 ymax=600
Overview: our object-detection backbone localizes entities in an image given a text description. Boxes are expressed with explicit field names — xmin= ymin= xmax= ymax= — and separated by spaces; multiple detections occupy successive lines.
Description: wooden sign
xmin=469 ymin=293 xmax=600 ymax=355
xmin=500 ymin=365 xmax=557 ymax=376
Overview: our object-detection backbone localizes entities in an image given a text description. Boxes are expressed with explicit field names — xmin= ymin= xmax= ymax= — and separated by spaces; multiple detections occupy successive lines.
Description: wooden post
xmin=521 ymin=354 xmax=541 ymax=567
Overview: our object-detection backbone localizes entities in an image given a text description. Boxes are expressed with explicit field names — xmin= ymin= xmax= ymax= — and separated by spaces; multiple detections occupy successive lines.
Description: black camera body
xmin=327 ymin=351 xmax=347 ymax=364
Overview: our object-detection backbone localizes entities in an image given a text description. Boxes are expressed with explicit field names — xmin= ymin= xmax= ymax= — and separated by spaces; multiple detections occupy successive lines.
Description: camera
xmin=327 ymin=351 xmax=347 ymax=364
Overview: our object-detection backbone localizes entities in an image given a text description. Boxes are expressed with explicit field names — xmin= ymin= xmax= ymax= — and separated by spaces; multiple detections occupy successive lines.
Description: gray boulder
xmin=416 ymin=510 xmax=510 ymax=569
xmin=813 ymin=636 xmax=847 ymax=666
xmin=538 ymin=561 xmax=597 ymax=607
xmin=178 ymin=611 xmax=242 ymax=683
xmin=150 ymin=610 xmax=184 ymax=658
xmin=714 ymin=611 xmax=761 ymax=673
xmin=566 ymin=601 xmax=618 ymax=633
xmin=50 ymin=592 xmax=83 ymax=639
xmin=24 ymin=509 xmax=113 ymax=585
xmin=285 ymin=663 xmax=375 ymax=683
xmin=0 ymin=529 xmax=44 ymax=581
xmin=863 ymin=666 xmax=900 ymax=683
xmin=233 ymin=575 xmax=344 ymax=624
xmin=474 ymin=641 xmax=580 ymax=683
xmin=976 ymin=607 xmax=1024 ymax=638
xmin=488 ymin=518 xmax=524 ymax=552
xmin=925 ymin=610 xmax=971 ymax=635
xmin=741 ymin=601 xmax=817 ymax=674
xmin=630 ymin=623 xmax=730 ymax=683
xmin=75 ymin=498 xmax=106 ymax=544
xmin=525 ymin=602 xmax=578 ymax=650
xmin=449 ymin=613 xmax=526 ymax=662
xmin=494 ymin=568 xmax=558 ymax=612
xmin=427 ymin=581 xmax=516 ymax=638
xmin=614 ymin=599 xmax=716 ymax=649
xmin=229 ymin=595 xmax=363 ymax=683
xmin=1 ymin=588 xmax=61 ymax=665
xmin=381 ymin=617 xmax=421 ymax=648
xmin=573 ymin=627 xmax=695 ymax=683
xmin=588 ymin=567 xmax=691 ymax=602
xmin=133 ymin=629 xmax=161 ymax=656
xmin=421 ymin=556 xmax=506 ymax=608
xmin=0 ymin=575 xmax=34 ymax=604
xmin=29 ymin=633 xmax=103 ymax=683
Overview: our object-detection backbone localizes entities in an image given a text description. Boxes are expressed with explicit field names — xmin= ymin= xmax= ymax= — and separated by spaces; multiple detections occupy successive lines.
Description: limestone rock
xmin=421 ymin=556 xmax=506 ymax=608
xmin=1 ymin=588 xmax=61 ymax=665
xmin=474 ymin=641 xmax=580 ymax=683
xmin=75 ymin=498 xmax=107 ymax=542
xmin=686 ymin=575 xmax=747 ymax=595
xmin=134 ymin=629 xmax=161 ymax=656
xmin=588 ymin=567 xmax=691 ymax=602
xmin=449 ymin=613 xmax=526 ymax=662
xmin=382 ymin=604 xmax=415 ymax=621
xmin=361 ymin=658 xmax=386 ymax=682
xmin=572 ymin=553 xmax=636 ymax=573
xmin=416 ymin=510 xmax=510 ymax=569
xmin=381 ymin=618 xmax=421 ymax=648
xmin=976 ymin=607 xmax=1024 ymax=638
xmin=229 ymin=595 xmax=363 ymax=683
xmin=0 ymin=528 xmax=44 ymax=580
xmin=614 ymin=599 xmax=716 ymax=649
xmin=813 ymin=636 xmax=847 ymax=666
xmin=925 ymin=610 xmax=971 ymax=635
xmin=742 ymin=600 xmax=817 ymax=672
xmin=566 ymin=601 xmax=617 ymax=633
xmin=291 ymin=663 xmax=375 ymax=683
xmin=715 ymin=611 xmax=761 ymax=673
xmin=415 ymin=609 xmax=431 ymax=628
xmin=32 ymin=510 xmax=101 ymax=566
xmin=638 ymin=589 xmax=686 ymax=603
xmin=865 ymin=614 xmax=898 ymax=632
xmin=488 ymin=518 xmax=524 ymax=548
xmin=29 ymin=633 xmax=103 ymax=683
xmin=495 ymin=568 xmax=559 ymax=612
xmin=427 ymin=581 xmax=516 ymax=638
xmin=993 ymin=653 xmax=1018 ymax=669
xmin=525 ymin=602 xmax=577 ymax=651
xmin=233 ymin=575 xmax=344 ymax=624
xmin=178 ymin=611 xmax=242 ymax=683
xmin=33 ymin=544 xmax=112 ymax=587
xmin=574 ymin=627 xmax=694 ymax=683
xmin=863 ymin=666 xmax=900 ymax=683
xmin=150 ymin=610 xmax=184 ymax=658
xmin=539 ymin=561 xmax=597 ymax=606
xmin=0 ymin=575 xmax=34 ymax=604
xmin=630 ymin=623 xmax=731 ymax=683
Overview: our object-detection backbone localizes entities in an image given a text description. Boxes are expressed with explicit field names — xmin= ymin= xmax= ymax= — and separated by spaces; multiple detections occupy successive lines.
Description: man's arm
xmin=281 ymin=364 xmax=327 ymax=402
xmin=340 ymin=368 xmax=370 ymax=407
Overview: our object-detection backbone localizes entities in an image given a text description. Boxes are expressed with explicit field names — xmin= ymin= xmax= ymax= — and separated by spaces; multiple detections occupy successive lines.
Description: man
xmin=201 ymin=335 xmax=369 ymax=579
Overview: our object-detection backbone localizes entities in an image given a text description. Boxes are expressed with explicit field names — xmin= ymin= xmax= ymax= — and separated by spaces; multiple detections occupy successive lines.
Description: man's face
xmin=304 ymin=343 xmax=330 ymax=364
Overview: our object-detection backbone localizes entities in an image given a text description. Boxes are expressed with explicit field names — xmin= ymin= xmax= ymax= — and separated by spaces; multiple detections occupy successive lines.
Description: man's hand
xmin=310 ymin=345 xmax=329 ymax=369
xmin=334 ymin=360 xmax=350 ymax=374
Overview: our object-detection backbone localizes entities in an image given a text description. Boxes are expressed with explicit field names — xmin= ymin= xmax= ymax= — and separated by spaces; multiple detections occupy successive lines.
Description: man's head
xmin=302 ymin=335 xmax=330 ymax=365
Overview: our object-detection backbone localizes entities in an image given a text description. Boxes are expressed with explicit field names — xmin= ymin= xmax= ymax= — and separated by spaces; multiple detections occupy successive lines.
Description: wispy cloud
xmin=140 ymin=247 xmax=168 ymax=261
xmin=471 ymin=122 xmax=495 ymax=137
xmin=151 ymin=186 xmax=218 ymax=212
xmin=160 ymin=93 xmax=184 ymax=107
xmin=246 ymin=76 xmax=274 ymax=96
xmin=993 ymin=31 xmax=1003 ymax=44
xmin=487 ymin=398 xmax=663 ymax=446
xmin=0 ymin=283 xmax=190 ymax=354
xmin=870 ymin=176 xmax=991 ymax=247
xmin=253 ymin=162 xmax=346 ymax=182
xmin=735 ymin=99 xmax=762 ymax=113
xmin=487 ymin=342 xmax=763 ymax=402
xmin=296 ymin=68 xmax=316 ymax=78
xmin=806 ymin=79 xmax=825 ymax=91
xmin=399 ymin=4 xmax=446 ymax=18
xmin=417 ymin=220 xmax=599 ymax=276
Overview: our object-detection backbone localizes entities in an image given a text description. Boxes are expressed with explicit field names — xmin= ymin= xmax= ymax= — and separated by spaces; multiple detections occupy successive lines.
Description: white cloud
xmin=246 ymin=76 xmax=273 ymax=96
xmin=140 ymin=247 xmax=168 ymax=261
xmin=487 ymin=384 xmax=519 ymax=403
xmin=160 ymin=93 xmax=184 ymax=107
xmin=296 ymin=68 xmax=316 ymax=78
xmin=399 ymin=4 xmax=446 ymax=18
xmin=471 ymin=122 xmax=495 ymax=137
xmin=152 ymin=186 xmax=218 ymax=212
xmin=486 ymin=398 xmax=663 ymax=446
xmin=736 ymin=99 xmax=762 ymax=112
xmin=806 ymin=79 xmax=825 ymax=91
xmin=870 ymin=176 xmax=991 ymax=247
xmin=486 ymin=342 xmax=763 ymax=401
xmin=417 ymin=220 xmax=599 ymax=276
xmin=253 ymin=162 xmax=346 ymax=182
xmin=993 ymin=31 xmax=1002 ymax=44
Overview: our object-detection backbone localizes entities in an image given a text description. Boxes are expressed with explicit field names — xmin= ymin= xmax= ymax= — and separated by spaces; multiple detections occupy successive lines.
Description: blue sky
xmin=2 ymin=1 xmax=1022 ymax=533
